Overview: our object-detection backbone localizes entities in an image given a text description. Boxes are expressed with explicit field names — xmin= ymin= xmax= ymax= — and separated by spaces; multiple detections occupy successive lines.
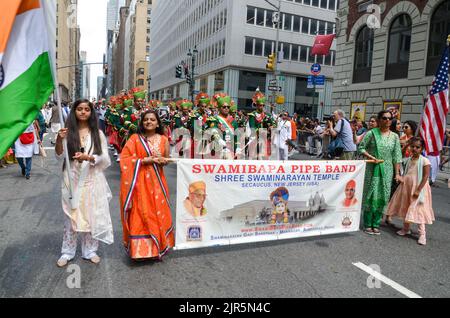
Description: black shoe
xmin=26 ymin=175 xmax=30 ymax=180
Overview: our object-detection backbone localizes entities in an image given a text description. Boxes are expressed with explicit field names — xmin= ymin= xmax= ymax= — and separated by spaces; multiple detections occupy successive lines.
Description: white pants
xmin=279 ymin=146 xmax=288 ymax=161
xmin=427 ymin=155 xmax=440 ymax=183
xmin=61 ymin=217 xmax=99 ymax=260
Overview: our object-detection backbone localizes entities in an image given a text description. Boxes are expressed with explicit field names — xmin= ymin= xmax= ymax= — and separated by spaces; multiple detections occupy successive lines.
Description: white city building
xmin=149 ymin=0 xmax=337 ymax=118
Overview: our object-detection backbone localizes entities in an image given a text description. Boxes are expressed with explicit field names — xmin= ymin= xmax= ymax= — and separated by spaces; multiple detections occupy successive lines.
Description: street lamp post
xmin=147 ymin=76 xmax=151 ymax=103
xmin=187 ymin=46 xmax=198 ymax=103
xmin=264 ymin=0 xmax=281 ymax=110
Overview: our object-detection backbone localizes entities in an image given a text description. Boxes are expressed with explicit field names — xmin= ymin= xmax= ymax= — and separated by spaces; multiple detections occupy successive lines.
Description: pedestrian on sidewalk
xmin=49 ymin=102 xmax=60 ymax=145
xmin=400 ymin=121 xmax=417 ymax=158
xmin=358 ymin=110 xmax=402 ymax=235
xmin=386 ymin=137 xmax=435 ymax=246
xmin=120 ymin=110 xmax=174 ymax=261
xmin=328 ymin=109 xmax=357 ymax=160
xmin=55 ymin=99 xmax=114 ymax=268
xmin=14 ymin=123 xmax=39 ymax=179
xmin=427 ymin=150 xmax=441 ymax=187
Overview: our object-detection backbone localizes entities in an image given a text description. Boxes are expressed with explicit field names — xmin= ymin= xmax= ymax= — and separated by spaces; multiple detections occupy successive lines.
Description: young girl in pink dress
xmin=386 ymin=137 xmax=435 ymax=245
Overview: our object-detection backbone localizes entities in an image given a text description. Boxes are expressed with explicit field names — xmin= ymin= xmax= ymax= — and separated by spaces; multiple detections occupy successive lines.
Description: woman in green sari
xmin=358 ymin=110 xmax=402 ymax=235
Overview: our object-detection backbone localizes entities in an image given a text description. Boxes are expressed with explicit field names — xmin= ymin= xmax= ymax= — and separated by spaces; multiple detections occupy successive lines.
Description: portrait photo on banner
xmin=350 ymin=102 xmax=367 ymax=122
xmin=383 ymin=101 xmax=403 ymax=120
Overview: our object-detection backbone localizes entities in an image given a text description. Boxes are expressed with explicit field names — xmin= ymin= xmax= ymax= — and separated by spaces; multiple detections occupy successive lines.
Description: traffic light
xmin=175 ymin=64 xmax=182 ymax=78
xmin=266 ymin=53 xmax=276 ymax=71
xmin=186 ymin=73 xmax=192 ymax=85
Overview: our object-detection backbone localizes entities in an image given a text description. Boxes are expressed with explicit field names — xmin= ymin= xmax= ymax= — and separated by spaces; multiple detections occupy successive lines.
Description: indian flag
xmin=0 ymin=0 xmax=56 ymax=157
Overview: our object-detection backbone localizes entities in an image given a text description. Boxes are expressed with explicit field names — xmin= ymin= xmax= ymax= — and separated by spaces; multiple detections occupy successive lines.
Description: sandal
xmin=364 ymin=228 xmax=374 ymax=235
xmin=89 ymin=255 xmax=101 ymax=265
xmin=396 ymin=229 xmax=411 ymax=236
xmin=56 ymin=257 xmax=71 ymax=268
xmin=372 ymin=228 xmax=381 ymax=235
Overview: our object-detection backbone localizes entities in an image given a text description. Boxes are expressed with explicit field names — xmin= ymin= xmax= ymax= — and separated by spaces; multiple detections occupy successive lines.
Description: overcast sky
xmin=77 ymin=0 xmax=108 ymax=99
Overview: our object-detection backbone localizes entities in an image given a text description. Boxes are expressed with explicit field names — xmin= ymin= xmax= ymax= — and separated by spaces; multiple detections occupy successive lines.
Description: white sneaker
xmin=116 ymin=157 xmax=121 ymax=163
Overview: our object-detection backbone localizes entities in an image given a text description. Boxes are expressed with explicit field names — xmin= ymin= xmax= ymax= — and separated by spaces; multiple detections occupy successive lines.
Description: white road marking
xmin=353 ymin=262 xmax=422 ymax=298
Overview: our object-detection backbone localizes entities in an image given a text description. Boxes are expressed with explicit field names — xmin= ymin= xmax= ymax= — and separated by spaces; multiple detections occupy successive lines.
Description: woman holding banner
xmin=55 ymin=99 xmax=114 ymax=267
xmin=120 ymin=110 xmax=174 ymax=261
xmin=358 ymin=110 xmax=402 ymax=235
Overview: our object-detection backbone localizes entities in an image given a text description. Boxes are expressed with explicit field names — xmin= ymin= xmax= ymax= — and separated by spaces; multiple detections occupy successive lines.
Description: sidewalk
xmin=288 ymin=150 xmax=450 ymax=188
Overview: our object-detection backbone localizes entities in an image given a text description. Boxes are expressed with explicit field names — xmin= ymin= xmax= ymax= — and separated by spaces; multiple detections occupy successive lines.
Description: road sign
xmin=307 ymin=75 xmax=326 ymax=88
xmin=311 ymin=63 xmax=322 ymax=75
xmin=315 ymin=75 xmax=325 ymax=85
xmin=192 ymin=90 xmax=200 ymax=95
xmin=268 ymin=86 xmax=282 ymax=92
xmin=278 ymin=76 xmax=285 ymax=82
xmin=269 ymin=79 xmax=277 ymax=85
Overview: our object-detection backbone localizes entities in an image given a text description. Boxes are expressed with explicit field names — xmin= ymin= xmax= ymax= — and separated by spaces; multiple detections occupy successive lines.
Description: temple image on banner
xmin=220 ymin=189 xmax=332 ymax=226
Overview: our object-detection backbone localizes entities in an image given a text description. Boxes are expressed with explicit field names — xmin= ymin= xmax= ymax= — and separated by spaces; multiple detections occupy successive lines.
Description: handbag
xmin=19 ymin=132 xmax=35 ymax=145
xmin=328 ymin=137 xmax=344 ymax=157
xmin=327 ymin=119 xmax=351 ymax=158
xmin=39 ymin=144 xmax=47 ymax=158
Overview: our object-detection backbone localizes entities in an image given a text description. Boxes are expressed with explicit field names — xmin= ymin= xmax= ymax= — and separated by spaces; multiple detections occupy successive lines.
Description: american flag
xmin=421 ymin=45 xmax=449 ymax=154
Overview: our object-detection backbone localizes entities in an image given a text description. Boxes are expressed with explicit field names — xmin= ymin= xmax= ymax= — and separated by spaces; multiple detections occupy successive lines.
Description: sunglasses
xmin=381 ymin=116 xmax=393 ymax=121
xmin=403 ymin=125 xmax=410 ymax=130
xmin=221 ymin=106 xmax=230 ymax=109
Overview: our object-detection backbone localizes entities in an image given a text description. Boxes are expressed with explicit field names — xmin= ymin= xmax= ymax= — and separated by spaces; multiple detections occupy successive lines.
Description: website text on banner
xmin=176 ymin=160 xmax=367 ymax=250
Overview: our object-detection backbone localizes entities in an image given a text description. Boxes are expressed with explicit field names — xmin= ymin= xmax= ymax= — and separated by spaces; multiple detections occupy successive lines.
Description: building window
xmin=245 ymin=37 xmax=253 ymax=54
xmin=215 ymin=71 xmax=224 ymax=92
xmin=353 ymin=25 xmax=374 ymax=83
xmin=283 ymin=13 xmax=293 ymax=31
xmin=265 ymin=10 xmax=274 ymax=28
xmin=256 ymin=8 xmax=264 ymax=26
xmin=385 ymin=14 xmax=412 ymax=80
xmin=254 ymin=38 xmax=263 ymax=56
xmin=264 ymin=40 xmax=273 ymax=57
xmin=302 ymin=17 xmax=310 ymax=34
xmin=200 ymin=77 xmax=207 ymax=92
xmin=239 ymin=71 xmax=266 ymax=92
xmin=292 ymin=45 xmax=299 ymax=61
xmin=426 ymin=0 xmax=450 ymax=76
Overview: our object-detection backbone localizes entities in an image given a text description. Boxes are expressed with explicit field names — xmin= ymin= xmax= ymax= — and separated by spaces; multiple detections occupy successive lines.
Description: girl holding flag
xmin=55 ymin=99 xmax=114 ymax=267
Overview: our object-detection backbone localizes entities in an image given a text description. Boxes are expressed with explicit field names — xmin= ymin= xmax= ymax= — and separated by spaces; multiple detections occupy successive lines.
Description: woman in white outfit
xmin=55 ymin=99 xmax=114 ymax=267
xmin=14 ymin=123 xmax=39 ymax=179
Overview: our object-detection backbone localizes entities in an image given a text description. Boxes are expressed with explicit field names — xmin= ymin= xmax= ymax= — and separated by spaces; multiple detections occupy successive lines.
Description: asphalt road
xmin=0 ymin=139 xmax=449 ymax=298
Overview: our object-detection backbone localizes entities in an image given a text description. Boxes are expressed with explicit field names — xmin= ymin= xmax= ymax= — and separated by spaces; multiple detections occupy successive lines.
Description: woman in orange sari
xmin=120 ymin=110 xmax=174 ymax=260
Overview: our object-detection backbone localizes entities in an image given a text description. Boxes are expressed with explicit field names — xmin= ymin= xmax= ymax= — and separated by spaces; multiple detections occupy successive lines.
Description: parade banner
xmin=176 ymin=159 xmax=366 ymax=250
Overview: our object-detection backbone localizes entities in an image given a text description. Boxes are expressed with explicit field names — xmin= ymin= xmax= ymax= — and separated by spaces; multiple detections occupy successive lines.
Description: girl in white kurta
xmin=55 ymin=100 xmax=113 ymax=267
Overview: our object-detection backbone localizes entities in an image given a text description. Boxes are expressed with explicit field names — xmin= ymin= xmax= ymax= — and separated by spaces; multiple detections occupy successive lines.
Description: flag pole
xmin=42 ymin=0 xmax=76 ymax=209
xmin=55 ymin=84 xmax=76 ymax=209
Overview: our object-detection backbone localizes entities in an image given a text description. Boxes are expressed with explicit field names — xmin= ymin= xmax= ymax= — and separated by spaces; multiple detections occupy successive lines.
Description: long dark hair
xmin=138 ymin=110 xmax=165 ymax=135
xmin=403 ymin=120 xmax=418 ymax=136
xmin=66 ymin=99 xmax=103 ymax=160
xmin=390 ymin=119 xmax=400 ymax=136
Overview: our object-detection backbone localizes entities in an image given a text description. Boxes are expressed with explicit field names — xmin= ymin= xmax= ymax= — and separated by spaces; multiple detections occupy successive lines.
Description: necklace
xmin=146 ymin=134 xmax=161 ymax=156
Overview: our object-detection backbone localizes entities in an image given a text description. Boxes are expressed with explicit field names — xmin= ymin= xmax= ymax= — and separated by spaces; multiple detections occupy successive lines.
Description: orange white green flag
xmin=0 ymin=0 xmax=56 ymax=157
